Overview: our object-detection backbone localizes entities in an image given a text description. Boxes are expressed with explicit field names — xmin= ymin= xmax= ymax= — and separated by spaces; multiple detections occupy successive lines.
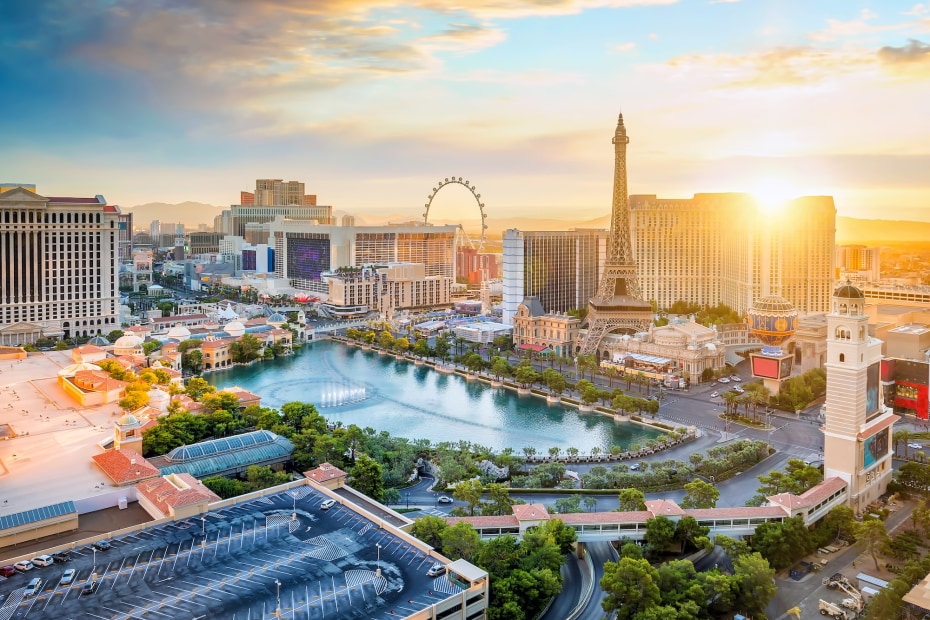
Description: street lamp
xmin=275 ymin=579 xmax=282 ymax=618
xmin=201 ymin=516 xmax=206 ymax=548
xmin=405 ymin=493 xmax=409 ymax=508
xmin=376 ymin=543 xmax=382 ymax=577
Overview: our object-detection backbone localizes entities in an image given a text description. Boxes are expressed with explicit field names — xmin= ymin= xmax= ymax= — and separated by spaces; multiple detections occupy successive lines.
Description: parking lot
xmin=0 ymin=486 xmax=458 ymax=619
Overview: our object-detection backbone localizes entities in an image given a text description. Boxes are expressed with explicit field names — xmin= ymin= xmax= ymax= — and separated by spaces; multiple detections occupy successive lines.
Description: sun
xmin=749 ymin=178 xmax=795 ymax=214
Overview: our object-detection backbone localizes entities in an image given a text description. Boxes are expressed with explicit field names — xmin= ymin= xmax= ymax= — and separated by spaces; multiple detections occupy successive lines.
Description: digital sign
xmin=863 ymin=426 xmax=889 ymax=470
xmin=752 ymin=356 xmax=779 ymax=379
xmin=287 ymin=236 xmax=330 ymax=282
xmin=866 ymin=362 xmax=880 ymax=416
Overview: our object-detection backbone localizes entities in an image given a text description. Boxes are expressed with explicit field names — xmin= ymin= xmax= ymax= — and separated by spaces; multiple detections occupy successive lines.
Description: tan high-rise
xmin=630 ymin=194 xmax=836 ymax=314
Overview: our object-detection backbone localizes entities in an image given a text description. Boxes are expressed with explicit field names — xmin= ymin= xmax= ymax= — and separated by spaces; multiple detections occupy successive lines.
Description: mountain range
xmin=121 ymin=201 xmax=930 ymax=244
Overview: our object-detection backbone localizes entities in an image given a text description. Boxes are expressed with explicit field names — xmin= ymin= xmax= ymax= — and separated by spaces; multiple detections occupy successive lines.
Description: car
xmin=320 ymin=499 xmax=337 ymax=510
xmin=629 ymin=463 xmax=640 ymax=471
xmin=731 ymin=375 xmax=742 ymax=382
xmin=427 ymin=563 xmax=445 ymax=577
xmin=0 ymin=565 xmax=16 ymax=578
xmin=51 ymin=551 xmax=71 ymax=563
xmin=92 ymin=539 xmax=112 ymax=551
xmin=711 ymin=382 xmax=717 ymax=387
xmin=81 ymin=579 xmax=99 ymax=595
xmin=59 ymin=569 xmax=76 ymax=586
xmin=908 ymin=443 xmax=923 ymax=450
xmin=734 ymin=386 xmax=745 ymax=394
xmin=14 ymin=560 xmax=34 ymax=572
xmin=32 ymin=555 xmax=54 ymax=568
xmin=710 ymin=391 xmax=719 ymax=398
xmin=24 ymin=577 xmax=43 ymax=597
xmin=437 ymin=496 xmax=454 ymax=504
xmin=718 ymin=377 xmax=730 ymax=383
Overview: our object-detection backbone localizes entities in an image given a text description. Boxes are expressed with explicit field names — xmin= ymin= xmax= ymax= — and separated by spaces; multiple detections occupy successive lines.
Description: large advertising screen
xmin=287 ymin=236 xmax=330 ymax=282
xmin=863 ymin=426 xmax=889 ymax=469
xmin=866 ymin=362 xmax=880 ymax=416
xmin=752 ymin=355 xmax=779 ymax=379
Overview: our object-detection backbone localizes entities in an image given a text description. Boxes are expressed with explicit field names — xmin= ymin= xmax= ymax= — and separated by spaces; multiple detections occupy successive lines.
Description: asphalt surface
xmin=0 ymin=487 xmax=459 ymax=619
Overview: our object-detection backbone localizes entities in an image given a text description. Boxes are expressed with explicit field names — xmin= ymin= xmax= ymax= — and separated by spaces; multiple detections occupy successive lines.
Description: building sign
xmin=866 ymin=362 xmax=880 ymax=416
xmin=863 ymin=426 xmax=889 ymax=470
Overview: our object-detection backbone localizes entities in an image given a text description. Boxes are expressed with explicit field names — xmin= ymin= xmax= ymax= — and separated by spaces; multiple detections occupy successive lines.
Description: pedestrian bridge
xmin=445 ymin=477 xmax=848 ymax=543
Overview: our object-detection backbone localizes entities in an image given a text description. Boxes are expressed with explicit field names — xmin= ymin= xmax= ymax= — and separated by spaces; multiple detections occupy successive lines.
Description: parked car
xmin=734 ymin=386 xmax=745 ymax=394
xmin=629 ymin=463 xmax=640 ymax=471
xmin=24 ymin=577 xmax=43 ymax=597
xmin=437 ymin=496 xmax=454 ymax=504
xmin=320 ymin=499 xmax=337 ymax=510
xmin=59 ymin=569 xmax=76 ymax=586
xmin=92 ymin=540 xmax=112 ymax=551
xmin=14 ymin=560 xmax=34 ymax=572
xmin=51 ymin=551 xmax=71 ymax=563
xmin=81 ymin=579 xmax=99 ymax=595
xmin=32 ymin=555 xmax=54 ymax=568
xmin=0 ymin=565 xmax=16 ymax=577
xmin=710 ymin=391 xmax=719 ymax=398
xmin=427 ymin=563 xmax=445 ymax=577
xmin=731 ymin=375 xmax=742 ymax=382
xmin=718 ymin=378 xmax=730 ymax=383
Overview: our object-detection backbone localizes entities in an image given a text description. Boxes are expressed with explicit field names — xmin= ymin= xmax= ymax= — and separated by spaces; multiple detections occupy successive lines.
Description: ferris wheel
xmin=423 ymin=177 xmax=488 ymax=252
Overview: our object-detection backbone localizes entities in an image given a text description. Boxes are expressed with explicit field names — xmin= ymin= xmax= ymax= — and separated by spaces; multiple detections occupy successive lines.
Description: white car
xmin=908 ymin=443 xmax=923 ymax=450
xmin=60 ymin=569 xmax=77 ymax=586
xmin=437 ymin=496 xmax=454 ymax=504
xmin=734 ymin=386 xmax=745 ymax=394
xmin=710 ymin=391 xmax=719 ymax=398
xmin=320 ymin=499 xmax=337 ymax=510
xmin=14 ymin=560 xmax=34 ymax=572
xmin=427 ymin=563 xmax=445 ymax=577
xmin=31 ymin=555 xmax=54 ymax=568
xmin=730 ymin=375 xmax=742 ymax=382
xmin=718 ymin=378 xmax=730 ymax=383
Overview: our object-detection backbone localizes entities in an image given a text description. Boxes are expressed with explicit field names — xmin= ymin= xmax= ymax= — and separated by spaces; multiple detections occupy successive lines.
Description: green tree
xmin=393 ymin=337 xmax=410 ymax=355
xmin=600 ymin=557 xmax=662 ymax=619
xmin=434 ymin=336 xmax=450 ymax=361
xmin=230 ymin=333 xmax=263 ymax=363
xmin=680 ymin=479 xmax=720 ymax=509
xmin=484 ymin=483 xmax=514 ymax=517
xmin=674 ymin=516 xmax=710 ymax=553
xmin=453 ymin=478 xmax=485 ymax=516
xmin=410 ymin=515 xmax=448 ymax=549
xmin=643 ymin=516 xmax=677 ymax=557
xmin=513 ymin=361 xmax=538 ymax=388
xmin=348 ymin=453 xmax=384 ymax=501
xmin=751 ymin=516 xmax=812 ymax=569
xmin=118 ymin=386 xmax=150 ymax=412
xmin=412 ymin=338 xmax=430 ymax=358
xmin=731 ymin=552 xmax=777 ymax=617
xmin=617 ymin=488 xmax=647 ymax=512
xmin=202 ymin=476 xmax=250 ymax=499
xmin=441 ymin=522 xmax=482 ymax=562
xmin=490 ymin=356 xmax=512 ymax=381
xmin=185 ymin=376 xmax=215 ymax=401
xmin=245 ymin=465 xmax=289 ymax=490
xmin=858 ymin=518 xmax=891 ymax=572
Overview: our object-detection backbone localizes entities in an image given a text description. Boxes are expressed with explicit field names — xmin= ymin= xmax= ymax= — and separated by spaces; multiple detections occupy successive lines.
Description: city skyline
xmin=2 ymin=1 xmax=929 ymax=221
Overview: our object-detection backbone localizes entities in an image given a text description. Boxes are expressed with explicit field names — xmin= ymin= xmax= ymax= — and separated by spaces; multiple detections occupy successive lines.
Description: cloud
xmin=708 ymin=0 xmax=741 ymax=4
xmin=614 ymin=42 xmax=637 ymax=52
xmin=659 ymin=46 xmax=875 ymax=89
xmin=809 ymin=8 xmax=908 ymax=42
xmin=878 ymin=38 xmax=930 ymax=63
xmin=903 ymin=4 xmax=930 ymax=17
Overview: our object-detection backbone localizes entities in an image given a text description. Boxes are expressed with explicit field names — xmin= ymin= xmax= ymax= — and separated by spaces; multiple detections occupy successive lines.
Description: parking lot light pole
xmin=201 ymin=516 xmax=206 ymax=548
xmin=275 ymin=579 xmax=282 ymax=618
xmin=376 ymin=543 xmax=382 ymax=577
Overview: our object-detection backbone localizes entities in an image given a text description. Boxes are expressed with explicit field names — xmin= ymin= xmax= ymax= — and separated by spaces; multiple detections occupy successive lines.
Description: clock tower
xmin=823 ymin=283 xmax=898 ymax=514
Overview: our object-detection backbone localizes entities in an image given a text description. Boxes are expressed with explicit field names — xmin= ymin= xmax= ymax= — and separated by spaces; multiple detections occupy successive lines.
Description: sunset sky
xmin=2 ymin=0 xmax=929 ymax=223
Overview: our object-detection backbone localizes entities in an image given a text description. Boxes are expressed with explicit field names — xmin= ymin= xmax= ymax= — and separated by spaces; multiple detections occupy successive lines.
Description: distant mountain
xmin=836 ymin=216 xmax=930 ymax=243
xmin=122 ymin=202 xmax=225 ymax=229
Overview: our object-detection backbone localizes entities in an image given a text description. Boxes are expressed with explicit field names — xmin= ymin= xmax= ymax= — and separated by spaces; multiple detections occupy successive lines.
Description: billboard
xmin=287 ymin=236 xmax=330 ymax=282
xmin=866 ymin=362 xmax=880 ymax=416
xmin=863 ymin=426 xmax=889 ymax=470
xmin=752 ymin=355 xmax=779 ymax=379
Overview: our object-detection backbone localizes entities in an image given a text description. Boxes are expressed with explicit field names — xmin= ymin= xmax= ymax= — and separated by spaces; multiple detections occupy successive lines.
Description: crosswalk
xmin=0 ymin=588 xmax=23 ymax=620
xmin=344 ymin=569 xmax=387 ymax=595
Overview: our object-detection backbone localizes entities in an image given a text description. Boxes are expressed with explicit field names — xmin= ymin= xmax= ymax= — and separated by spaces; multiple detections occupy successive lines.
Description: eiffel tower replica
xmin=578 ymin=113 xmax=653 ymax=356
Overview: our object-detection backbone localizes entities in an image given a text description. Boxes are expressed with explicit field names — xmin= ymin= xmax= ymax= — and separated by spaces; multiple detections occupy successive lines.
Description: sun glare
xmin=750 ymin=178 xmax=794 ymax=214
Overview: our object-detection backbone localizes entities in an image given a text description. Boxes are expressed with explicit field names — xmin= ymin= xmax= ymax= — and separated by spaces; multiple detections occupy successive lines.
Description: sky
xmin=1 ymin=0 xmax=929 ymax=224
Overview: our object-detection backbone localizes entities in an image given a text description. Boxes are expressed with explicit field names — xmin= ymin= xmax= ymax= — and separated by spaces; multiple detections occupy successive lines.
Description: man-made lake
xmin=207 ymin=340 xmax=661 ymax=453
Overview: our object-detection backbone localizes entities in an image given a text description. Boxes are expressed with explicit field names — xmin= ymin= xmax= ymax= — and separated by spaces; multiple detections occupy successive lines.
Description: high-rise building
xmin=823 ymin=283 xmax=899 ymax=513
xmin=501 ymin=229 xmax=607 ymax=325
xmin=578 ymin=113 xmax=653 ymax=355
xmin=456 ymin=246 xmax=501 ymax=285
xmin=117 ymin=211 xmax=133 ymax=262
xmin=836 ymin=244 xmax=881 ymax=282
xmin=0 ymin=185 xmax=121 ymax=344
xmin=149 ymin=219 xmax=160 ymax=242
xmin=231 ymin=179 xmax=333 ymax=239
xmin=214 ymin=210 xmax=232 ymax=235
xmin=270 ymin=219 xmax=457 ymax=293
xmin=630 ymin=194 xmax=836 ymax=315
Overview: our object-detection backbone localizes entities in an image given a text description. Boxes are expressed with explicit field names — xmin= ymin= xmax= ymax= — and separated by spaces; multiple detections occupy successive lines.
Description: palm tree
xmin=591 ymin=446 xmax=601 ymax=460
xmin=721 ymin=391 xmax=738 ymax=416
xmin=895 ymin=429 xmax=911 ymax=458
xmin=522 ymin=446 xmax=537 ymax=460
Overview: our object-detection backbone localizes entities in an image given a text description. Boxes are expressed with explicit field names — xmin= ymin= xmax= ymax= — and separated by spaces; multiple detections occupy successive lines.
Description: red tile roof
xmin=136 ymin=473 xmax=220 ymax=516
xmin=445 ymin=515 xmax=520 ymax=528
xmin=72 ymin=369 xmax=129 ymax=392
xmin=92 ymin=449 xmax=160 ymax=485
xmin=74 ymin=345 xmax=105 ymax=354
xmin=799 ymin=477 xmax=847 ymax=505
xmin=686 ymin=506 xmax=788 ymax=519
xmin=558 ymin=511 xmax=651 ymax=524
xmin=858 ymin=414 xmax=900 ymax=440
xmin=645 ymin=499 xmax=685 ymax=518
xmin=512 ymin=503 xmax=550 ymax=521
xmin=202 ymin=338 xmax=233 ymax=350
xmin=304 ymin=463 xmax=348 ymax=483
xmin=151 ymin=314 xmax=208 ymax=324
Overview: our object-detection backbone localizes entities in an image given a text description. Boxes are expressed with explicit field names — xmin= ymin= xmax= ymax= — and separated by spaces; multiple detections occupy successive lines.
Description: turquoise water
xmin=207 ymin=340 xmax=661 ymax=453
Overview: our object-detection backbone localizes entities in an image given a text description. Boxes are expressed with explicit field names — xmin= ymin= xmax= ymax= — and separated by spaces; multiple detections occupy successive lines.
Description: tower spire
xmin=577 ymin=112 xmax=652 ymax=356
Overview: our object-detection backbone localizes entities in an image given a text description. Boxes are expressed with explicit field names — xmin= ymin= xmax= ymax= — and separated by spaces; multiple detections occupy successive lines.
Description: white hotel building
xmin=0 ymin=185 xmax=121 ymax=345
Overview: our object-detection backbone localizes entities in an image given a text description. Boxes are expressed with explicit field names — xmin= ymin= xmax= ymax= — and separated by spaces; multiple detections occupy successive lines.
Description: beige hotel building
xmin=0 ymin=185 xmax=121 ymax=345
xmin=629 ymin=193 xmax=836 ymax=315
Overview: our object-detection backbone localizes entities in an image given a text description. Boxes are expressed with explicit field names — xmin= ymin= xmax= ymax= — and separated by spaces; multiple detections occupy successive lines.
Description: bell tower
xmin=823 ymin=282 xmax=898 ymax=514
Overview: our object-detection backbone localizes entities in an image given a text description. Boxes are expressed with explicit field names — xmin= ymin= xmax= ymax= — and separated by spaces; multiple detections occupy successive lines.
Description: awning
xmin=517 ymin=344 xmax=548 ymax=352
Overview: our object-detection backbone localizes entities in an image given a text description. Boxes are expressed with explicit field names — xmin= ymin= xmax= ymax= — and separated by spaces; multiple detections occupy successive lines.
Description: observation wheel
xmin=423 ymin=177 xmax=488 ymax=252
